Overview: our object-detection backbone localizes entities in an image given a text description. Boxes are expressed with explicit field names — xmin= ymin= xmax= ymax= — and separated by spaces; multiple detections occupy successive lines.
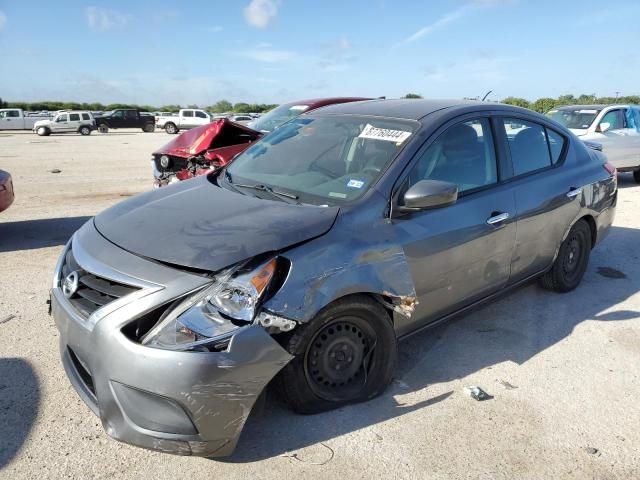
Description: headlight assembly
xmin=141 ymin=258 xmax=277 ymax=350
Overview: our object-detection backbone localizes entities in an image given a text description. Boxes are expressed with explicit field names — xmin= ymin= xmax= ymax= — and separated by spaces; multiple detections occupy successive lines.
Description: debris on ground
xmin=0 ymin=314 xmax=16 ymax=324
xmin=499 ymin=380 xmax=518 ymax=390
xmin=280 ymin=442 xmax=335 ymax=465
xmin=597 ymin=267 xmax=627 ymax=279
xmin=463 ymin=386 xmax=493 ymax=401
xmin=584 ymin=447 xmax=599 ymax=455
xmin=50 ymin=169 xmax=62 ymax=174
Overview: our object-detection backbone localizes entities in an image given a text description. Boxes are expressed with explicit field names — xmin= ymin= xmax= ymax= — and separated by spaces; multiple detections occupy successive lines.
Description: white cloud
xmin=244 ymin=0 xmax=279 ymax=28
xmin=85 ymin=6 xmax=131 ymax=32
xmin=207 ymin=25 xmax=224 ymax=33
xmin=336 ymin=37 xmax=352 ymax=50
xmin=403 ymin=0 xmax=512 ymax=43
xmin=241 ymin=49 xmax=295 ymax=63
xmin=0 ymin=11 xmax=6 ymax=31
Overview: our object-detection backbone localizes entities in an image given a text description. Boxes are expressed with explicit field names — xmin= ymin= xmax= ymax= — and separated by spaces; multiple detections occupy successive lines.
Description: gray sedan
xmin=50 ymin=99 xmax=617 ymax=457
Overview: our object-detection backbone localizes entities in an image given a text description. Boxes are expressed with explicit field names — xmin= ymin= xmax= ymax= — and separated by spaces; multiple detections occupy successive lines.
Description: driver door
xmin=392 ymin=116 xmax=516 ymax=328
xmin=51 ymin=114 xmax=69 ymax=132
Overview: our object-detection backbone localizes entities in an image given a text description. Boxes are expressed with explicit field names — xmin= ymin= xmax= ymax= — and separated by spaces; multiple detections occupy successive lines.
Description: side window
xmin=7 ymin=110 xmax=20 ymax=118
xmin=503 ymin=118 xmax=551 ymax=176
xmin=69 ymin=113 xmax=80 ymax=121
xmin=546 ymin=128 xmax=566 ymax=164
xmin=600 ymin=109 xmax=625 ymax=130
xmin=408 ymin=118 xmax=497 ymax=193
xmin=195 ymin=111 xmax=207 ymax=119
xmin=112 ymin=110 xmax=124 ymax=119
xmin=183 ymin=110 xmax=194 ymax=118
xmin=124 ymin=110 xmax=137 ymax=120
xmin=56 ymin=114 xmax=69 ymax=123
xmin=81 ymin=113 xmax=91 ymax=121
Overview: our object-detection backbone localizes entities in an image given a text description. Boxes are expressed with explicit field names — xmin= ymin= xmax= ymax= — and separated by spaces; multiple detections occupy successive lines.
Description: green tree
xmin=208 ymin=100 xmax=233 ymax=112
xmin=530 ymin=97 xmax=557 ymax=113
xmin=502 ymin=97 xmax=530 ymax=109
xmin=233 ymin=102 xmax=252 ymax=113
xmin=403 ymin=93 xmax=423 ymax=99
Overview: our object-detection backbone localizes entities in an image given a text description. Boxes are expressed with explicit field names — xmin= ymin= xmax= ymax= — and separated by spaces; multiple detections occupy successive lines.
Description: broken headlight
xmin=141 ymin=259 xmax=277 ymax=350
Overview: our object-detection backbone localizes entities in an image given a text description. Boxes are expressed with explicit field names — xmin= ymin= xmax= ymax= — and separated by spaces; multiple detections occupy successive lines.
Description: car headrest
xmin=443 ymin=124 xmax=478 ymax=154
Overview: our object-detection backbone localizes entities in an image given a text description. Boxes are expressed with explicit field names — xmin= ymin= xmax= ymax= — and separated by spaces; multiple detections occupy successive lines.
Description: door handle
xmin=486 ymin=212 xmax=510 ymax=225
xmin=566 ymin=187 xmax=583 ymax=198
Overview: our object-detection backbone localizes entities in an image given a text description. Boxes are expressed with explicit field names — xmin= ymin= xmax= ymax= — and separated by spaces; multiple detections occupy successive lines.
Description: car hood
xmin=93 ymin=175 xmax=339 ymax=272
xmin=33 ymin=119 xmax=52 ymax=127
xmin=569 ymin=128 xmax=588 ymax=137
xmin=154 ymin=120 xmax=262 ymax=159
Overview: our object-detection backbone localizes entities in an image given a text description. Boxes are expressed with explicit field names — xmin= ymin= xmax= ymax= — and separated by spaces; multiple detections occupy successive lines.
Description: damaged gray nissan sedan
xmin=51 ymin=99 xmax=617 ymax=457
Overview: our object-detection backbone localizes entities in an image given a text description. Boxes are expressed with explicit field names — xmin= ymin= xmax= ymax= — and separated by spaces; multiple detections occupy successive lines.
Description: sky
xmin=1 ymin=0 xmax=639 ymax=106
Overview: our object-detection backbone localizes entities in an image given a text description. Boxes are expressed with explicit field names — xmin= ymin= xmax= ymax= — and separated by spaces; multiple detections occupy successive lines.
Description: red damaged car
xmin=0 ymin=169 xmax=14 ymax=213
xmin=151 ymin=97 xmax=372 ymax=186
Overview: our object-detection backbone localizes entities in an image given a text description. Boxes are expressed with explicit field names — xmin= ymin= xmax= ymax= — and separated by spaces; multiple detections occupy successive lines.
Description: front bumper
xmin=52 ymin=221 xmax=293 ymax=457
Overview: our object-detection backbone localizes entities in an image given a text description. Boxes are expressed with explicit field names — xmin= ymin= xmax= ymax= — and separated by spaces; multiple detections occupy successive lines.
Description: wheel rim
xmin=167 ymin=125 xmax=175 ymax=133
xmin=304 ymin=317 xmax=377 ymax=402
xmin=561 ymin=233 xmax=584 ymax=280
xmin=81 ymin=128 xmax=88 ymax=134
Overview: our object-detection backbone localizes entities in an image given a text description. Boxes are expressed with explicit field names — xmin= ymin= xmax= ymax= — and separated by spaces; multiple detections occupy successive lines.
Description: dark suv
xmin=95 ymin=109 xmax=155 ymax=133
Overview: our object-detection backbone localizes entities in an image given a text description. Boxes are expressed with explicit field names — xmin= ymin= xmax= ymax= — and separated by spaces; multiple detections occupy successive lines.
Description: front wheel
xmin=633 ymin=169 xmax=640 ymax=183
xmin=165 ymin=123 xmax=178 ymax=134
xmin=539 ymin=219 xmax=591 ymax=293
xmin=79 ymin=126 xmax=91 ymax=136
xmin=279 ymin=296 xmax=397 ymax=414
xmin=36 ymin=127 xmax=50 ymax=136
xmin=98 ymin=124 xmax=108 ymax=134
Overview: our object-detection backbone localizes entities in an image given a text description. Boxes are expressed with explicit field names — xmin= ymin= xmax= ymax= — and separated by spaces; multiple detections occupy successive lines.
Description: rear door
xmin=123 ymin=110 xmax=138 ymax=128
xmin=497 ymin=116 xmax=580 ymax=282
xmin=68 ymin=112 xmax=81 ymax=132
xmin=181 ymin=110 xmax=195 ymax=128
xmin=392 ymin=115 xmax=517 ymax=329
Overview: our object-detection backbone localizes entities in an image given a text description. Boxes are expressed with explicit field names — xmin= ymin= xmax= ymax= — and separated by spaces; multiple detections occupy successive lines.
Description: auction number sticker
xmin=358 ymin=124 xmax=412 ymax=144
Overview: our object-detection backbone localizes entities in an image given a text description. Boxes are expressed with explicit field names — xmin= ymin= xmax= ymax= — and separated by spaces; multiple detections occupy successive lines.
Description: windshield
xmin=547 ymin=108 xmax=601 ymax=129
xmin=247 ymin=103 xmax=310 ymax=132
xmin=226 ymin=115 xmax=417 ymax=205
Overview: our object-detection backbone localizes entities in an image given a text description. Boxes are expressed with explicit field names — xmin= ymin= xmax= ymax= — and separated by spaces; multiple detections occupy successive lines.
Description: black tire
xmin=165 ymin=123 xmax=178 ymax=134
xmin=279 ymin=295 xmax=397 ymax=414
xmin=98 ymin=124 xmax=108 ymax=134
xmin=79 ymin=126 xmax=91 ymax=136
xmin=539 ymin=219 xmax=591 ymax=293
xmin=633 ymin=169 xmax=640 ymax=183
xmin=143 ymin=123 xmax=155 ymax=133
xmin=36 ymin=127 xmax=50 ymax=136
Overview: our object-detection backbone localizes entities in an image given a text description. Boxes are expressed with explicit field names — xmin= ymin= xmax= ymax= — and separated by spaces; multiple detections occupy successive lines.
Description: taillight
xmin=603 ymin=162 xmax=616 ymax=176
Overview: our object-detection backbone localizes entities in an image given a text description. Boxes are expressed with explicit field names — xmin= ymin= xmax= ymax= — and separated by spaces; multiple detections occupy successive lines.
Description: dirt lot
xmin=0 ymin=130 xmax=639 ymax=479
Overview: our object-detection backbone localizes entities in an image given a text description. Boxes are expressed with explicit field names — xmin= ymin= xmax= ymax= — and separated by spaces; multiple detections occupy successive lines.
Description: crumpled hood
xmin=154 ymin=120 xmax=261 ymax=159
xmin=93 ymin=175 xmax=339 ymax=272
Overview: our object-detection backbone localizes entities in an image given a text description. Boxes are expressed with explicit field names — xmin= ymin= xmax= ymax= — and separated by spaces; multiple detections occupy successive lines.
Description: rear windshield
xmin=547 ymin=108 xmax=601 ymax=129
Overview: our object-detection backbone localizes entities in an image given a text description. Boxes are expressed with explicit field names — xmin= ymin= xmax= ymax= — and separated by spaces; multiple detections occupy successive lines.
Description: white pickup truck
xmin=156 ymin=109 xmax=212 ymax=134
xmin=0 ymin=109 xmax=51 ymax=130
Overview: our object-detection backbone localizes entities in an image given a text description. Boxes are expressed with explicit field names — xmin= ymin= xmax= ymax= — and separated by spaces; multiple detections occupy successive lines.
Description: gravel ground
xmin=0 ymin=130 xmax=639 ymax=479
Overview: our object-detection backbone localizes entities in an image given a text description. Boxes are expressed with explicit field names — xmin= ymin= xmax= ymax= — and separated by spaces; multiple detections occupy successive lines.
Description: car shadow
xmin=0 ymin=358 xmax=39 ymax=469
xmin=0 ymin=216 xmax=91 ymax=252
xmin=223 ymin=224 xmax=640 ymax=462
xmin=616 ymin=172 xmax=638 ymax=189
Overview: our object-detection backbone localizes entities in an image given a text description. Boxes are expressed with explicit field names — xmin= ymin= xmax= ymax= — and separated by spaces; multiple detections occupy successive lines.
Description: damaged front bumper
xmin=51 ymin=223 xmax=293 ymax=457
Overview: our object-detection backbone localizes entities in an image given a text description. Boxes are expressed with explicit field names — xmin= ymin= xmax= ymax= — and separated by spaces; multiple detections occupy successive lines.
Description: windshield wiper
xmin=233 ymin=182 xmax=300 ymax=203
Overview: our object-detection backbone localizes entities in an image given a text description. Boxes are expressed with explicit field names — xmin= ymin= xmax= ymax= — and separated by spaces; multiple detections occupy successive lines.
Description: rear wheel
xmin=98 ymin=124 xmax=108 ymax=134
xmin=165 ymin=123 xmax=178 ymax=134
xmin=279 ymin=296 xmax=397 ymax=414
xmin=539 ymin=219 xmax=591 ymax=293
xmin=79 ymin=126 xmax=91 ymax=136
xmin=633 ymin=169 xmax=640 ymax=183
xmin=36 ymin=127 xmax=50 ymax=136
xmin=143 ymin=123 xmax=155 ymax=133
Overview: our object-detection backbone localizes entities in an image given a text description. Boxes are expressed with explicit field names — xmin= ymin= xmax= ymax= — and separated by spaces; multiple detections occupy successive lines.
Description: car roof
xmin=553 ymin=104 xmax=635 ymax=110
xmin=309 ymin=98 xmax=504 ymax=120
xmin=282 ymin=97 xmax=374 ymax=110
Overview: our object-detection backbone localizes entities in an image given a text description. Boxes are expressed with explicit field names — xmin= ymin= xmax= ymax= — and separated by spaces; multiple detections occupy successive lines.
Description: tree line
xmin=2 ymin=94 xmax=639 ymax=115
xmin=0 ymin=98 xmax=277 ymax=114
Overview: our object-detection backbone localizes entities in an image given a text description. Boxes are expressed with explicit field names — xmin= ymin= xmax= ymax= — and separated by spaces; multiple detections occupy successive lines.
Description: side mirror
xmin=398 ymin=179 xmax=458 ymax=212
xmin=597 ymin=122 xmax=611 ymax=133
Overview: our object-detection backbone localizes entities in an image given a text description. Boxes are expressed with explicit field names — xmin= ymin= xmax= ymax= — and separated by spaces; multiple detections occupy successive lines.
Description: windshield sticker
xmin=329 ymin=192 xmax=347 ymax=198
xmin=290 ymin=105 xmax=309 ymax=111
xmin=347 ymin=179 xmax=365 ymax=189
xmin=358 ymin=124 xmax=412 ymax=144
xmin=578 ymin=110 xmax=598 ymax=114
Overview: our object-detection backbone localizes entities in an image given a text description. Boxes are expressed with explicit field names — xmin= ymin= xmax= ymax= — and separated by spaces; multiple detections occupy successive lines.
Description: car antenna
xmin=481 ymin=90 xmax=493 ymax=101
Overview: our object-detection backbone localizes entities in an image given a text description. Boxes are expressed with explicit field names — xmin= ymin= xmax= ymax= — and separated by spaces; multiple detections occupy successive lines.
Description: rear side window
xmin=502 ymin=118 xmax=565 ymax=176
xmin=69 ymin=113 xmax=80 ymax=121
xmin=183 ymin=110 xmax=194 ymax=118
xmin=81 ymin=113 xmax=91 ymax=121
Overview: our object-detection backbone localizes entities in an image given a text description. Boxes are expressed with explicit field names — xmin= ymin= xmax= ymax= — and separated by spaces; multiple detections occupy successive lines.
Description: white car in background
xmin=156 ymin=109 xmax=211 ymax=134
xmin=33 ymin=111 xmax=96 ymax=136
xmin=547 ymin=104 xmax=640 ymax=182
